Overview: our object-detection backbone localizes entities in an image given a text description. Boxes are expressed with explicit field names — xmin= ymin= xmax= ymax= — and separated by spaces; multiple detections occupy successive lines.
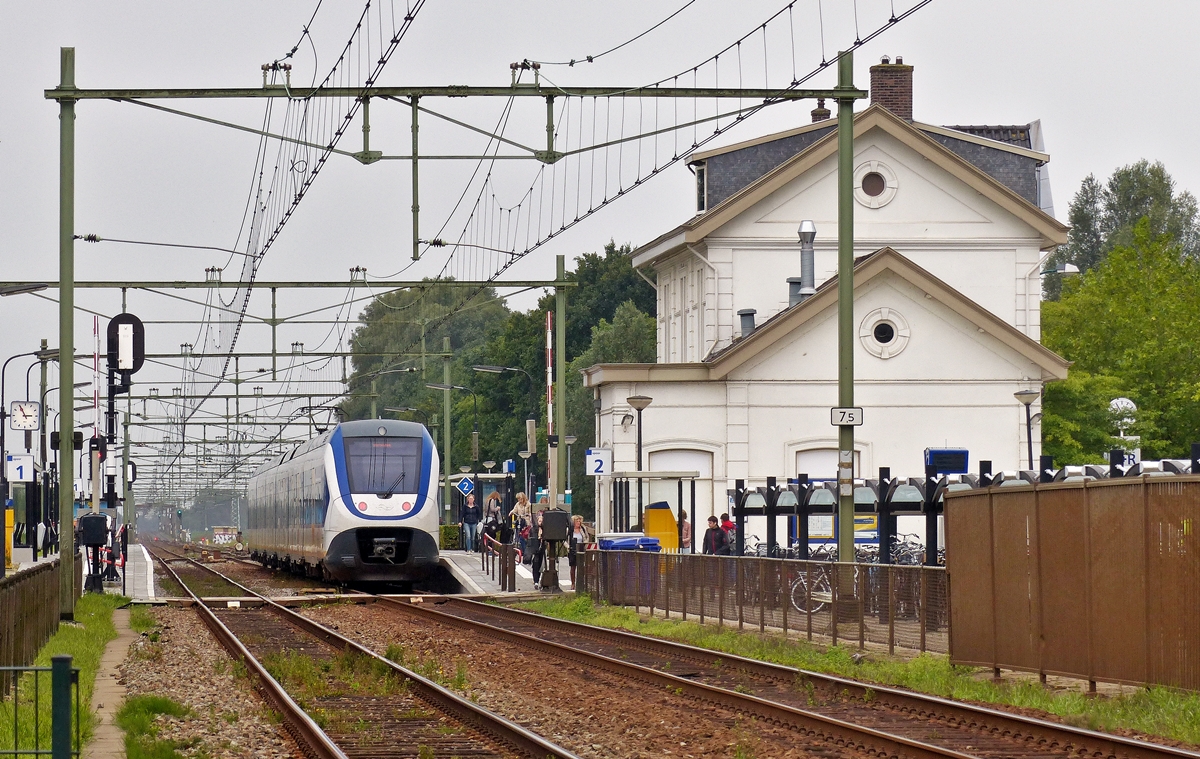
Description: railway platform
xmin=122 ymin=542 xmax=155 ymax=600
xmin=439 ymin=548 xmax=574 ymax=596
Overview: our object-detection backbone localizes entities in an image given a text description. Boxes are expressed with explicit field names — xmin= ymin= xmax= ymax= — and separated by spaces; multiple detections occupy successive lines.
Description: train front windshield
xmin=344 ymin=437 xmax=422 ymax=495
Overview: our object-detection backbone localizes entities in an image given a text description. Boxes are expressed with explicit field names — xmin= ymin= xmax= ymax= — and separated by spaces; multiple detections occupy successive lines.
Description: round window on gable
xmin=862 ymin=172 xmax=886 ymax=197
xmin=859 ymin=308 xmax=910 ymax=359
xmin=873 ymin=321 xmax=896 ymax=344
xmin=853 ymin=161 xmax=898 ymax=209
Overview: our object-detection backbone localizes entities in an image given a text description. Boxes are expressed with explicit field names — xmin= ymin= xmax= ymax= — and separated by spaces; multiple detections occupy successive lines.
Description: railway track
xmin=373 ymin=596 xmax=1200 ymax=759
xmin=145 ymin=545 xmax=577 ymax=759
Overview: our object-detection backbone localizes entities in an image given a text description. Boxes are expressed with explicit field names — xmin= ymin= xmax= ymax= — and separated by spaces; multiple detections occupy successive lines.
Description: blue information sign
xmin=455 ymin=477 xmax=475 ymax=496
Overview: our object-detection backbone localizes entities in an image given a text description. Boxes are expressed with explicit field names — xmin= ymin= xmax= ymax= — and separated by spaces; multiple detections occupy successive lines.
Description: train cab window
xmin=344 ymin=436 xmax=421 ymax=496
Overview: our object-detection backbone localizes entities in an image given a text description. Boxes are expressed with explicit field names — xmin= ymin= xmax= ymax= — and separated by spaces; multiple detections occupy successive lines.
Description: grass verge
xmin=115 ymin=695 xmax=192 ymax=759
xmin=515 ymin=594 xmax=1200 ymax=746
xmin=0 ymin=593 xmax=126 ymax=754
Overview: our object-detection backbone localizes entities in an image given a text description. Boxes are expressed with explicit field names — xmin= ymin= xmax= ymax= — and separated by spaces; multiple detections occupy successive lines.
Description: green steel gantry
xmin=45 ymin=48 xmax=865 ymax=619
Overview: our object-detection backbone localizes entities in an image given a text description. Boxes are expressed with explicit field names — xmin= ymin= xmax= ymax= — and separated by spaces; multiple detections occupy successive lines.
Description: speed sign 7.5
xmin=831 ymin=407 xmax=864 ymax=426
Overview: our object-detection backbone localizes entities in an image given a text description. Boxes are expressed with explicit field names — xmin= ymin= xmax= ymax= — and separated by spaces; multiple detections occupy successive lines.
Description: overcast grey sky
xmin=2 ymin=1 xmax=1198 ymax=480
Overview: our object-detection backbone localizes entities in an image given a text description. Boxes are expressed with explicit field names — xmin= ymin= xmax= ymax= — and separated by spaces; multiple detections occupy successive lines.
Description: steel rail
xmin=374 ymin=595 xmax=976 ymax=759
xmin=436 ymin=597 xmax=1200 ymax=759
xmin=146 ymin=548 xmax=347 ymax=759
xmin=146 ymin=545 xmax=579 ymax=759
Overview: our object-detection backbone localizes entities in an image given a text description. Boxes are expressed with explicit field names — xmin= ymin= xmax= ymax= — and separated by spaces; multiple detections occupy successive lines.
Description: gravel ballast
xmin=305 ymin=602 xmax=858 ymax=759
xmin=119 ymin=606 xmax=301 ymax=758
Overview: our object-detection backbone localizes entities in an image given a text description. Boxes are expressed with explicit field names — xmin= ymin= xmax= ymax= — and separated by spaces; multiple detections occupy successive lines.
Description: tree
xmin=340 ymin=280 xmax=509 ymax=422
xmin=1042 ymin=220 xmax=1200 ymax=461
xmin=1045 ymin=161 xmax=1200 ymax=300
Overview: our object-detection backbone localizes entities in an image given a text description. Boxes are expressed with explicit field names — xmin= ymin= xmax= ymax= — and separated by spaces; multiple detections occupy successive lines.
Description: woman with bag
xmin=567 ymin=514 xmax=592 ymax=587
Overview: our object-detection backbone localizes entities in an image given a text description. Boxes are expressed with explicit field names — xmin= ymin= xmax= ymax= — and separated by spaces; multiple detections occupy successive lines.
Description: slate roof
xmin=693 ymin=120 xmax=1044 ymax=209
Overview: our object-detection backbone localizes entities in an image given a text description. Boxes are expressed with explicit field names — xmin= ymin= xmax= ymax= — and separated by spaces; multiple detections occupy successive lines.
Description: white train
xmin=246 ymin=419 xmax=441 ymax=583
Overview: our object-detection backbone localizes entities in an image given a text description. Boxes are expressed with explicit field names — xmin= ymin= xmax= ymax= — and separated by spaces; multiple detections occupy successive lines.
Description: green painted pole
xmin=57 ymin=47 xmax=76 ymax=620
xmin=442 ymin=336 xmax=452 ymax=516
xmin=411 ymin=96 xmax=420 ymax=261
xmin=836 ymin=50 xmax=856 ymax=564
xmin=555 ymin=255 xmax=567 ymax=509
xmin=51 ymin=654 xmax=72 ymax=759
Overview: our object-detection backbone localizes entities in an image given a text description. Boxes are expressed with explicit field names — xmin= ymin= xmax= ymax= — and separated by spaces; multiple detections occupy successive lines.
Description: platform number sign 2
xmin=586 ymin=448 xmax=613 ymax=477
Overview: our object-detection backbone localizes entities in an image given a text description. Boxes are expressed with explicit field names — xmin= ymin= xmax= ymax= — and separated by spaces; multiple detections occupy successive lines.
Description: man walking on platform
xmin=460 ymin=493 xmax=482 ymax=552
xmin=702 ymin=516 xmax=730 ymax=555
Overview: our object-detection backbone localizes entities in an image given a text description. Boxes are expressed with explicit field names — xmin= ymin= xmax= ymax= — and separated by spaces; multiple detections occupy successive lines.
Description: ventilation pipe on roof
xmin=787 ymin=278 xmax=804 ymax=307
xmin=737 ymin=309 xmax=757 ymax=338
xmin=797 ymin=220 xmax=817 ymax=304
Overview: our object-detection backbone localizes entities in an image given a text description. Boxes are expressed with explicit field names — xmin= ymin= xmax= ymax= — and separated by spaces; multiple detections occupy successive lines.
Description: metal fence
xmin=0 ymin=561 xmax=61 ymax=700
xmin=1 ymin=656 xmax=81 ymax=758
xmin=945 ymin=476 xmax=1200 ymax=690
xmin=577 ymin=550 xmax=948 ymax=653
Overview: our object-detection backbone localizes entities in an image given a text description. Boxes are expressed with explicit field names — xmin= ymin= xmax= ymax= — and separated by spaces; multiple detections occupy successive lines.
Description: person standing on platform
xmin=702 ymin=516 xmax=730 ymax=555
xmin=531 ymin=511 xmax=546 ymax=589
xmin=720 ymin=512 xmax=735 ymax=543
xmin=567 ymin=514 xmax=592 ymax=587
xmin=460 ymin=493 xmax=482 ymax=552
xmin=511 ymin=492 xmax=531 ymax=556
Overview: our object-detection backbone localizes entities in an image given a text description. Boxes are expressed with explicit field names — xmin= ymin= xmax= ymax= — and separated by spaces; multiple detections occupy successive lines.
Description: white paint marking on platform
xmin=139 ymin=544 xmax=154 ymax=599
xmin=515 ymin=564 xmax=532 ymax=579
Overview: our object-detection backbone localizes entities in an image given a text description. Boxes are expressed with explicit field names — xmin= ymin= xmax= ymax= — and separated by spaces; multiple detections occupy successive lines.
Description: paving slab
xmin=83 ymin=607 xmax=135 ymax=759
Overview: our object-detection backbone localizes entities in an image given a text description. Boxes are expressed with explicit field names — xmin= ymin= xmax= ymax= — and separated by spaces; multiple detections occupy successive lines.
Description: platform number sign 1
xmin=5 ymin=454 xmax=34 ymax=483
xmin=586 ymin=448 xmax=613 ymax=477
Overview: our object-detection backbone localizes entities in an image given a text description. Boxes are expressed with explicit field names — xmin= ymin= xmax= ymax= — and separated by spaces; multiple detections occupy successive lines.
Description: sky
xmin=2 ymin=0 xmax=1199 ymax=494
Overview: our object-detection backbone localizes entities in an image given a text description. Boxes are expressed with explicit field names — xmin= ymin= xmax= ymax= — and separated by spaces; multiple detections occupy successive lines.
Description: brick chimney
xmin=869 ymin=55 xmax=913 ymax=121
xmin=811 ymin=97 xmax=831 ymax=123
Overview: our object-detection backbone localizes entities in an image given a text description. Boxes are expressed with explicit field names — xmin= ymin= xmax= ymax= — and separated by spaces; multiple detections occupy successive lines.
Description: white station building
xmin=584 ymin=58 xmax=1071 ymax=532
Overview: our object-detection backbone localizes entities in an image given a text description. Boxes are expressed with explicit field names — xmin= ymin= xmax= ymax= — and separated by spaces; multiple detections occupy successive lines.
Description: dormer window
xmin=695 ymin=164 xmax=707 ymax=213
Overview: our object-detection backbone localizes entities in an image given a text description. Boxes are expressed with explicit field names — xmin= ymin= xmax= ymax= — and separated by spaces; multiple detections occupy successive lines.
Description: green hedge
xmin=439 ymin=524 xmax=460 ymax=550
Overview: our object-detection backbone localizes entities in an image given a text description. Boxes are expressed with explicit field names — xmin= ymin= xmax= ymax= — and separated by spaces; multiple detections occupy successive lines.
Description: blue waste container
xmin=598 ymin=534 xmax=661 ymax=552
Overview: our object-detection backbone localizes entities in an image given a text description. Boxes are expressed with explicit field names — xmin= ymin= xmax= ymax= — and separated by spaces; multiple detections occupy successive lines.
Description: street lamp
xmin=384 ymin=406 xmax=428 ymax=424
xmin=626 ymin=395 xmax=652 ymax=528
xmin=1014 ymin=389 xmax=1040 ymax=470
xmin=0 ymin=284 xmax=49 ymax=297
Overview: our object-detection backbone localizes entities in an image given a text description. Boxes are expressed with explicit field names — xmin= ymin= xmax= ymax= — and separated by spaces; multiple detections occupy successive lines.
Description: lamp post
xmin=428 ymin=382 xmax=480 ymax=510
xmin=518 ymin=450 xmax=532 ymax=498
xmin=626 ymin=395 xmax=652 ymax=529
xmin=1 ymin=349 xmax=52 ymax=513
xmin=1014 ymin=389 xmax=1040 ymax=470
xmin=565 ymin=435 xmax=577 ymax=503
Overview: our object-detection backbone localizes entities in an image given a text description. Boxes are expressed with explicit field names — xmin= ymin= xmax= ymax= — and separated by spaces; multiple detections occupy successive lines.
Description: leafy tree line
xmin=1042 ymin=161 xmax=1200 ymax=463
xmin=340 ymin=242 xmax=656 ymax=519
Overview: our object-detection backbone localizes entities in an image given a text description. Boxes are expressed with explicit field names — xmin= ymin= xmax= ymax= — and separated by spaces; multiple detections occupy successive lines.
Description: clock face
xmin=10 ymin=401 xmax=40 ymax=431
